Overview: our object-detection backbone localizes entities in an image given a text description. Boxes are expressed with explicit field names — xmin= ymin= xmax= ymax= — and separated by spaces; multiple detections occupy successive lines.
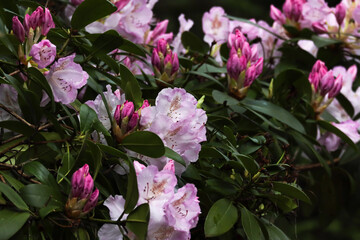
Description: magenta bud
xmin=335 ymin=3 xmax=346 ymax=26
xmin=319 ymin=70 xmax=335 ymax=96
xmin=270 ymin=5 xmax=285 ymax=24
xmin=250 ymin=45 xmax=259 ymax=62
xmin=71 ymin=164 xmax=89 ymax=198
xmin=227 ymin=54 xmax=243 ymax=80
xmin=80 ymin=174 xmax=94 ymax=199
xmin=244 ymin=65 xmax=256 ymax=87
xmin=30 ymin=6 xmax=43 ymax=29
xmin=42 ymin=8 xmax=55 ymax=36
xmin=328 ymin=74 xmax=343 ymax=98
xmin=140 ymin=100 xmax=150 ymax=110
xmin=171 ymin=53 xmax=179 ymax=75
xmin=71 ymin=0 xmax=84 ymax=6
xmin=83 ymin=188 xmax=99 ymax=213
xmin=23 ymin=14 xmax=31 ymax=33
xmin=312 ymin=22 xmax=327 ymax=34
xmin=152 ymin=20 xmax=169 ymax=39
xmin=123 ymin=57 xmax=132 ymax=69
xmin=163 ymin=160 xmax=175 ymax=173
xmin=157 ymin=38 xmax=168 ymax=55
xmin=134 ymin=161 xmax=146 ymax=175
xmin=283 ymin=0 xmax=303 ymax=21
xmin=121 ymin=101 xmax=134 ymax=119
xmin=127 ymin=112 xmax=139 ymax=131
xmin=164 ymin=53 xmax=173 ymax=69
xmin=312 ymin=60 xmax=327 ymax=73
xmin=232 ymin=29 xmax=246 ymax=50
xmin=254 ymin=58 xmax=263 ymax=76
xmin=151 ymin=48 xmax=161 ymax=71
xmin=12 ymin=16 xmax=25 ymax=42
xmin=114 ymin=0 xmax=130 ymax=11
xmin=114 ymin=105 xmax=122 ymax=125
xmin=241 ymin=42 xmax=251 ymax=61
xmin=309 ymin=72 xmax=320 ymax=91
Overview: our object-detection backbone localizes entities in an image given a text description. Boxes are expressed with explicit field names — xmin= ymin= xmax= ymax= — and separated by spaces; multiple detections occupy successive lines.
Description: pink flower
xmin=29 ymin=39 xmax=56 ymax=69
xmin=172 ymin=14 xmax=194 ymax=54
xmin=46 ymin=54 xmax=88 ymax=104
xmin=146 ymin=19 xmax=173 ymax=45
xmin=140 ymin=88 xmax=207 ymax=175
xmin=202 ymin=6 xmax=229 ymax=45
xmin=270 ymin=5 xmax=286 ymax=24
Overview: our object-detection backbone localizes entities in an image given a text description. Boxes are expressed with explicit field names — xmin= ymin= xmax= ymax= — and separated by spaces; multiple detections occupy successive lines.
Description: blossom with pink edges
xmin=29 ymin=39 xmax=56 ymax=69
xmin=202 ymin=6 xmax=229 ymax=45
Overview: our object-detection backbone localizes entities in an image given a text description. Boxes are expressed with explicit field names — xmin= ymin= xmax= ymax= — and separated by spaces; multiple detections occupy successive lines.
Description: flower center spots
xmin=154 ymin=226 xmax=174 ymax=240
xmin=212 ymin=15 xmax=222 ymax=30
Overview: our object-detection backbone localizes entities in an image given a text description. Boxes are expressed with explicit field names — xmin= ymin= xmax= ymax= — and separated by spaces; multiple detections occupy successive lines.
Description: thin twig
xmin=294 ymin=158 xmax=340 ymax=171
xmin=0 ymin=103 xmax=35 ymax=129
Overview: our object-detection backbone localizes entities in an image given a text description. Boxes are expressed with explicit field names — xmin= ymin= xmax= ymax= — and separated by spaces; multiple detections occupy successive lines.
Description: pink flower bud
xmin=151 ymin=48 xmax=161 ymax=71
xmin=241 ymin=42 xmax=251 ymax=61
xmin=348 ymin=65 xmax=357 ymax=81
xmin=114 ymin=0 xmax=130 ymax=11
xmin=312 ymin=22 xmax=327 ymax=34
xmin=283 ymin=0 xmax=304 ymax=22
xmin=157 ymin=38 xmax=168 ymax=55
xmin=270 ymin=5 xmax=286 ymax=24
xmin=140 ymin=100 xmax=150 ymax=110
xmin=71 ymin=164 xmax=89 ymax=198
xmin=12 ymin=16 xmax=25 ymax=42
xmin=312 ymin=60 xmax=327 ymax=73
xmin=227 ymin=54 xmax=246 ymax=80
xmin=309 ymin=72 xmax=320 ymax=91
xmin=319 ymin=70 xmax=335 ymax=96
xmin=228 ymin=29 xmax=246 ymax=50
xmin=114 ymin=105 xmax=121 ymax=125
xmin=152 ymin=20 xmax=169 ymax=39
xmin=244 ymin=65 xmax=256 ymax=87
xmin=250 ymin=45 xmax=259 ymax=62
xmin=121 ymin=101 xmax=134 ymax=119
xmin=80 ymin=174 xmax=94 ymax=199
xmin=82 ymin=188 xmax=99 ymax=212
xmin=30 ymin=6 xmax=43 ymax=29
xmin=123 ymin=57 xmax=132 ymax=69
xmin=163 ymin=160 xmax=175 ymax=173
xmin=127 ymin=112 xmax=139 ymax=131
xmin=42 ymin=8 xmax=55 ymax=36
xmin=328 ymin=74 xmax=343 ymax=98
xmin=335 ymin=3 xmax=346 ymax=26
xmin=171 ymin=53 xmax=179 ymax=75
xmin=254 ymin=58 xmax=263 ymax=76
xmin=23 ymin=14 xmax=31 ymax=33
xmin=29 ymin=39 xmax=56 ymax=68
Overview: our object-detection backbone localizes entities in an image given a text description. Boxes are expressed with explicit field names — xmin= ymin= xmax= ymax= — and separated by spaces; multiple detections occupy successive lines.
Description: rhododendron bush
xmin=2 ymin=0 xmax=360 ymax=239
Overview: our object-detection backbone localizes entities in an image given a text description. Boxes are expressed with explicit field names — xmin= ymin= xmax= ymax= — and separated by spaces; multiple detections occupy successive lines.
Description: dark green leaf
xmin=71 ymin=0 xmax=117 ymax=29
xmin=80 ymin=104 xmax=98 ymax=133
xmin=261 ymin=219 xmax=291 ymax=240
xmin=241 ymin=98 xmax=305 ymax=134
xmin=0 ymin=121 xmax=34 ymax=137
xmin=0 ymin=182 xmax=29 ymax=211
xmin=122 ymin=131 xmax=165 ymax=158
xmin=204 ymin=198 xmax=238 ymax=237
xmin=272 ymin=182 xmax=311 ymax=204
xmin=0 ymin=171 xmax=24 ymax=191
xmin=120 ymin=64 xmax=143 ymax=108
xmin=0 ymin=209 xmax=30 ymax=240
xmin=57 ymin=152 xmax=76 ymax=183
xmin=126 ymin=203 xmax=150 ymax=240
xmin=311 ymin=35 xmax=342 ymax=48
xmin=181 ymin=31 xmax=209 ymax=54
xmin=124 ymin=160 xmax=139 ymax=213
xmin=240 ymin=207 xmax=265 ymax=240
xmin=90 ymin=30 xmax=124 ymax=57
xmin=119 ymin=39 xmax=146 ymax=58
xmin=164 ymin=147 xmax=185 ymax=167
xmin=212 ymin=90 xmax=239 ymax=106
xmin=27 ymin=67 xmax=54 ymax=108
xmin=20 ymin=184 xmax=51 ymax=208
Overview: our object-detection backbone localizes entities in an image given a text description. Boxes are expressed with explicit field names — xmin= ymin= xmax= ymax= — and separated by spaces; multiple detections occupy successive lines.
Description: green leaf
xmin=188 ymin=71 xmax=224 ymax=89
xmin=311 ymin=35 xmax=342 ymax=48
xmin=164 ymin=147 xmax=186 ymax=167
xmin=71 ymin=0 xmax=117 ymax=29
xmin=90 ymin=30 xmax=124 ymax=57
xmin=0 ymin=182 xmax=29 ymax=211
xmin=20 ymin=184 xmax=51 ymax=208
xmin=212 ymin=90 xmax=239 ymax=106
xmin=27 ymin=67 xmax=55 ymax=108
xmin=240 ymin=207 xmax=265 ymax=240
xmin=206 ymin=179 xmax=238 ymax=196
xmin=119 ymin=39 xmax=146 ymax=58
xmin=126 ymin=203 xmax=150 ymax=240
xmin=80 ymin=104 xmax=98 ymax=133
xmin=122 ymin=131 xmax=165 ymax=158
xmin=261 ymin=219 xmax=290 ymax=240
xmin=0 ymin=171 xmax=24 ymax=191
xmin=181 ymin=31 xmax=210 ymax=54
xmin=98 ymin=144 xmax=129 ymax=160
xmin=0 ymin=121 xmax=35 ymax=136
xmin=204 ymin=198 xmax=238 ymax=237
xmin=124 ymin=160 xmax=139 ymax=213
xmin=57 ymin=152 xmax=76 ymax=183
xmin=120 ymin=64 xmax=143 ymax=108
xmin=0 ymin=209 xmax=30 ymax=240
xmin=241 ymin=98 xmax=305 ymax=134
xmin=318 ymin=120 xmax=358 ymax=150
xmin=336 ymin=93 xmax=354 ymax=118
xmin=272 ymin=182 xmax=311 ymax=204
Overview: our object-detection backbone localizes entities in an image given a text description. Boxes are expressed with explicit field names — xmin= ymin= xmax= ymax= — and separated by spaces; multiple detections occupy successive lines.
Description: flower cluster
xmin=112 ymin=100 xmax=149 ymax=142
xmin=98 ymin=161 xmax=200 ymax=240
xmin=226 ymin=29 xmax=263 ymax=99
xmin=65 ymin=164 xmax=99 ymax=218
xmin=308 ymin=60 xmax=343 ymax=115
xmin=151 ymin=39 xmax=179 ymax=85
xmin=139 ymin=88 xmax=207 ymax=175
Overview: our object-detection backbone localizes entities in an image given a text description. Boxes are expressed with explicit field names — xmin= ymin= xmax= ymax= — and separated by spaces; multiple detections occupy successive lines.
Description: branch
xmin=294 ymin=158 xmax=340 ymax=171
xmin=0 ymin=103 xmax=36 ymax=129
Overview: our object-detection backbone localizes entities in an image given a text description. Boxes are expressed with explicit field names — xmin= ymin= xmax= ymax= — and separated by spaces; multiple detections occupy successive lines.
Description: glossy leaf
xmin=0 ymin=209 xmax=30 ymax=240
xmin=124 ymin=159 xmax=139 ymax=214
xmin=0 ymin=182 xmax=29 ymax=211
xmin=181 ymin=31 xmax=210 ymax=54
xmin=241 ymin=207 xmax=265 ymax=240
xmin=126 ymin=203 xmax=150 ymax=240
xmin=272 ymin=182 xmax=311 ymax=204
xmin=164 ymin=147 xmax=186 ymax=167
xmin=120 ymin=64 xmax=143 ymax=108
xmin=122 ymin=131 xmax=165 ymax=158
xmin=20 ymin=184 xmax=51 ymax=208
xmin=204 ymin=198 xmax=238 ymax=237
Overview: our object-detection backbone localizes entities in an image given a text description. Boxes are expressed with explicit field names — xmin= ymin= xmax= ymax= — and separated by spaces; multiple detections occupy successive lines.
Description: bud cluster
xmin=309 ymin=60 xmax=343 ymax=116
xmin=226 ymin=29 xmax=263 ymax=99
xmin=151 ymin=38 xmax=179 ymax=85
xmin=12 ymin=6 xmax=55 ymax=43
xmin=65 ymin=164 xmax=99 ymax=218
xmin=112 ymin=100 xmax=149 ymax=142
xmin=270 ymin=0 xmax=305 ymax=26
xmin=145 ymin=19 xmax=173 ymax=45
